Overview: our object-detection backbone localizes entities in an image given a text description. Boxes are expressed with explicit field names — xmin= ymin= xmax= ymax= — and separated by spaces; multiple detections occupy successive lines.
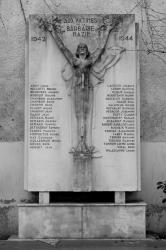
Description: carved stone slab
xmin=25 ymin=14 xmax=140 ymax=191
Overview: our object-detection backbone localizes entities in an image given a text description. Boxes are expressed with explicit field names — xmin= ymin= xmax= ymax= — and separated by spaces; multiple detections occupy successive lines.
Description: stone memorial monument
xmin=19 ymin=14 xmax=146 ymax=239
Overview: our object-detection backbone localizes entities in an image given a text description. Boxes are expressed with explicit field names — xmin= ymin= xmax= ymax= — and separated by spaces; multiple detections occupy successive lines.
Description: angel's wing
xmin=90 ymin=14 xmax=133 ymax=85
xmin=61 ymin=62 xmax=74 ymax=95
xmin=91 ymin=46 xmax=126 ymax=85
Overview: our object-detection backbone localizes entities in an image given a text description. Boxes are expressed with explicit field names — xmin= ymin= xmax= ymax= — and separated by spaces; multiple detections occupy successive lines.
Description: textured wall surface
xmin=0 ymin=0 xmax=25 ymax=141
xmin=0 ymin=0 xmax=166 ymax=237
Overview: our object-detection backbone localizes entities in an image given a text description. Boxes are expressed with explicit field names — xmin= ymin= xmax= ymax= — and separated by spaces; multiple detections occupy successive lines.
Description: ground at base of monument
xmin=7 ymin=234 xmax=159 ymax=241
xmin=3 ymin=238 xmax=166 ymax=250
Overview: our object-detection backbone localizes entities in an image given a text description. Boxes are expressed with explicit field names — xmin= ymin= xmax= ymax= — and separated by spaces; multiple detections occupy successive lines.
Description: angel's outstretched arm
xmin=38 ymin=17 xmax=74 ymax=64
xmin=91 ymin=19 xmax=121 ymax=65
xmin=39 ymin=18 xmax=73 ymax=65
xmin=49 ymin=30 xmax=73 ymax=65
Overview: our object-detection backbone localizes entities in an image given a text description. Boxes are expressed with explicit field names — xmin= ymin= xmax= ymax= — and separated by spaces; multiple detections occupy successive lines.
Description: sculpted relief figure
xmin=38 ymin=15 xmax=126 ymax=159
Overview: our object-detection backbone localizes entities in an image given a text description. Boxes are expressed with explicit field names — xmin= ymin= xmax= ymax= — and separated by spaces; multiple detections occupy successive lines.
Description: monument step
xmin=18 ymin=202 xmax=146 ymax=239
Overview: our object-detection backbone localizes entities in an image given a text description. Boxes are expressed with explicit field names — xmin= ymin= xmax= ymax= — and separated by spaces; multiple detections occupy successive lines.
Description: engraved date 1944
xmin=119 ymin=35 xmax=133 ymax=41
xmin=31 ymin=36 xmax=47 ymax=42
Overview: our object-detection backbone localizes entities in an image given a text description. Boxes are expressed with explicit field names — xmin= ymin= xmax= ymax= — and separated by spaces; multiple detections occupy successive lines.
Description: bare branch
xmin=0 ymin=14 xmax=7 ymax=31
xmin=153 ymin=52 xmax=166 ymax=64
xmin=149 ymin=7 xmax=166 ymax=16
xmin=43 ymin=0 xmax=61 ymax=13
xmin=127 ymin=0 xmax=142 ymax=14
xmin=43 ymin=0 xmax=56 ymax=13
xmin=19 ymin=0 xmax=26 ymax=23
xmin=50 ymin=0 xmax=61 ymax=8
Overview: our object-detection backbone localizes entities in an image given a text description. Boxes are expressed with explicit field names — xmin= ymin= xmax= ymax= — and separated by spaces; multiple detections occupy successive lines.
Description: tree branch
xmin=0 ymin=14 xmax=7 ymax=31
xmin=19 ymin=0 xmax=26 ymax=23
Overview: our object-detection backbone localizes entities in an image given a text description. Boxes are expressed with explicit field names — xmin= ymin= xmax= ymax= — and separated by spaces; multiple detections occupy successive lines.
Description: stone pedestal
xmin=18 ymin=203 xmax=146 ymax=239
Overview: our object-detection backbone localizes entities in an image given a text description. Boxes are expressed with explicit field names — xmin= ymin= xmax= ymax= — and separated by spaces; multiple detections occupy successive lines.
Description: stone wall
xmin=0 ymin=0 xmax=166 ymax=237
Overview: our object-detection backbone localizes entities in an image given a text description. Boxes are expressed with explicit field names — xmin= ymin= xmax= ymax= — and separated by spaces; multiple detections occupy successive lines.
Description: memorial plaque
xmin=25 ymin=14 xmax=140 ymax=191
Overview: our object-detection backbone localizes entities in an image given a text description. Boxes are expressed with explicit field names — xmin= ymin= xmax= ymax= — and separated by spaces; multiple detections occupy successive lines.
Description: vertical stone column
xmin=39 ymin=192 xmax=50 ymax=204
xmin=115 ymin=191 xmax=125 ymax=204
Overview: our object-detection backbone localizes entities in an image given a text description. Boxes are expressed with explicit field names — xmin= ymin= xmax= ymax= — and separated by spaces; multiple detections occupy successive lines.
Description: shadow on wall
xmin=0 ymin=205 xmax=18 ymax=239
xmin=147 ymin=205 xmax=166 ymax=237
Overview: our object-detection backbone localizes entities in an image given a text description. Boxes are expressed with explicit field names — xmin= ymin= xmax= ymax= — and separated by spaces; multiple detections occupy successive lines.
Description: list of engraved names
xmin=102 ymin=84 xmax=136 ymax=153
xmin=29 ymin=84 xmax=62 ymax=149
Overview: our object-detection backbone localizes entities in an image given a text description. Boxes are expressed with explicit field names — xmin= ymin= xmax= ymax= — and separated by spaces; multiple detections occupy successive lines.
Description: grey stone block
xmin=18 ymin=203 xmax=146 ymax=239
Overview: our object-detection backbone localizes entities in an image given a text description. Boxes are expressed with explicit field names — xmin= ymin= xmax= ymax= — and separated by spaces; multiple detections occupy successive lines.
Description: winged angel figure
xmin=38 ymin=15 xmax=126 ymax=159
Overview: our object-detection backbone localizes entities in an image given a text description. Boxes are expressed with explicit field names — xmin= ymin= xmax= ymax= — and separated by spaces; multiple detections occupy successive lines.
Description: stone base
xmin=18 ymin=203 xmax=146 ymax=239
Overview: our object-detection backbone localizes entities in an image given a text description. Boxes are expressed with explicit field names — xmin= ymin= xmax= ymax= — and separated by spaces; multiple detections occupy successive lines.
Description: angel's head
xmin=76 ymin=43 xmax=90 ymax=58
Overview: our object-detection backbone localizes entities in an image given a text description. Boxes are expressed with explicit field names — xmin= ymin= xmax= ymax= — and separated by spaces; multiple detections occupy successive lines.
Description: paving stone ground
xmin=1 ymin=240 xmax=166 ymax=250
